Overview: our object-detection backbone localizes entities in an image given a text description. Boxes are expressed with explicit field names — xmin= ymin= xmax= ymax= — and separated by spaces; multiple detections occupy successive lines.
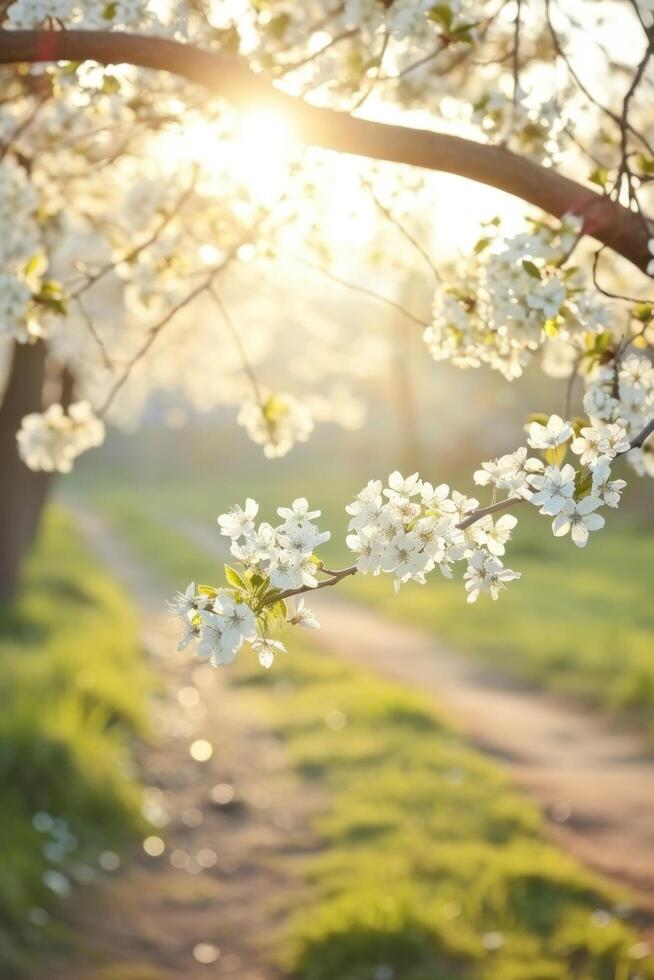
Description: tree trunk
xmin=0 ymin=341 xmax=48 ymax=605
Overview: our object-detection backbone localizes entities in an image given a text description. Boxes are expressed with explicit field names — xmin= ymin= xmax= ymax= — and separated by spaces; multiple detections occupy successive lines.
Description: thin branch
xmin=0 ymin=29 xmax=650 ymax=272
xmin=71 ymin=168 xmax=197 ymax=300
xmin=511 ymin=0 xmax=522 ymax=108
xmin=545 ymin=0 xmax=654 ymax=157
xmin=592 ymin=246 xmax=653 ymax=305
xmin=358 ymin=173 xmax=441 ymax=280
xmin=0 ymin=91 xmax=47 ymax=163
xmin=296 ymin=256 xmax=429 ymax=327
xmin=97 ymin=211 xmax=271 ymax=416
xmin=97 ymin=274 xmax=213 ymax=416
xmin=622 ymin=415 xmax=654 ymax=453
xmin=349 ymin=30 xmax=389 ymax=113
xmin=261 ymin=564 xmax=358 ymax=607
xmin=276 ymin=28 xmax=356 ymax=78
xmin=208 ymin=285 xmax=264 ymax=407
xmin=563 ymin=354 xmax=582 ymax=419
xmin=457 ymin=496 xmax=525 ymax=531
xmin=75 ymin=295 xmax=113 ymax=370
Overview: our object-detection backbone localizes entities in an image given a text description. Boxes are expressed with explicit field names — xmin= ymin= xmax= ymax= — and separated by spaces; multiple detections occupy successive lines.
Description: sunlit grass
xmin=0 ymin=508 xmax=149 ymax=971
xmin=83 ymin=495 xmax=654 ymax=979
xmin=237 ymin=644 xmax=652 ymax=980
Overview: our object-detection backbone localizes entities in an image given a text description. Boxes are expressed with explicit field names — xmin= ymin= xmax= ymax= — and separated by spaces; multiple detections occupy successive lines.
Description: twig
xmin=75 ymin=295 xmax=113 ymax=371
xmin=592 ymin=246 xmax=653 ymax=305
xmin=358 ymin=173 xmax=441 ymax=281
xmin=349 ymin=30 xmax=389 ymax=113
xmin=296 ymin=256 xmax=429 ymax=327
xmin=622 ymin=415 xmax=654 ymax=453
xmin=209 ymin=286 xmax=264 ymax=408
xmin=71 ymin=169 xmax=198 ymax=300
xmin=266 ymin=564 xmax=358 ymax=606
xmin=457 ymin=496 xmax=525 ymax=531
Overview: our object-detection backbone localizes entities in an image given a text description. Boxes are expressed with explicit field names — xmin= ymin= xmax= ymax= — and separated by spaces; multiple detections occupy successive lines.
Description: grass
xmin=0 ymin=507 xmax=150 ymax=973
xmin=82 ymin=496 xmax=654 ymax=980
xmin=71 ymin=456 xmax=654 ymax=733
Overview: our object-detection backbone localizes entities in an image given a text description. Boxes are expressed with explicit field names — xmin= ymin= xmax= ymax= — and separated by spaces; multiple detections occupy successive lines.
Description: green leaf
xmin=224 ymin=565 xmax=248 ymax=590
xmin=268 ymin=12 xmax=290 ymax=39
xmin=198 ymin=584 xmax=219 ymax=598
xmin=212 ymin=26 xmax=240 ymax=53
xmin=632 ymin=303 xmax=653 ymax=323
xmin=24 ymin=254 xmax=46 ymax=278
xmin=429 ymin=4 xmax=454 ymax=30
xmin=101 ymin=74 xmax=121 ymax=95
xmin=634 ymin=154 xmax=654 ymax=176
xmin=34 ymin=280 xmax=68 ymax=316
xmin=266 ymin=599 xmax=288 ymax=629
xmin=544 ymin=444 xmax=568 ymax=467
xmin=574 ymin=467 xmax=593 ymax=499
xmin=259 ymin=587 xmax=283 ymax=608
xmin=589 ymin=166 xmax=609 ymax=189
xmin=522 ymin=259 xmax=541 ymax=280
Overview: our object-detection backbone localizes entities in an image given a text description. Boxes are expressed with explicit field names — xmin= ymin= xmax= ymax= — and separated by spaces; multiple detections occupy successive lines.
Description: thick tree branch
xmin=0 ymin=29 xmax=651 ymax=274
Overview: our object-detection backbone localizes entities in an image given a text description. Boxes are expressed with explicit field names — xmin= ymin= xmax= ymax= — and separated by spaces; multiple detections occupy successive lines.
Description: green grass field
xmin=71 ymin=451 xmax=654 ymax=733
xmin=78 ymin=495 xmax=654 ymax=980
xmin=0 ymin=509 xmax=149 ymax=973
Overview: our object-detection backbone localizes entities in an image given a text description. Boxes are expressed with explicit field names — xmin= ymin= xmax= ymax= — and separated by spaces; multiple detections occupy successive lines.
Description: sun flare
xmin=157 ymin=105 xmax=297 ymax=205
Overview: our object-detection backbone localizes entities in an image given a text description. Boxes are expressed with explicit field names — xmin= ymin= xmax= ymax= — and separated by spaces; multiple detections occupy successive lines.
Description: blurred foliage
xmin=0 ymin=508 xmax=149 ymax=973
xmin=80 ymin=492 xmax=654 ymax=979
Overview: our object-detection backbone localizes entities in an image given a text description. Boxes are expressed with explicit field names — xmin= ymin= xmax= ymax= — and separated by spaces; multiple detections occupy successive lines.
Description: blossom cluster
xmin=523 ymin=414 xmax=628 ymax=543
xmin=171 ymin=497 xmax=323 ymax=669
xmin=425 ymin=214 xmax=611 ymax=380
xmin=237 ymin=393 xmax=314 ymax=459
xmin=174 ymin=409 xmax=645 ymax=667
xmin=344 ymin=0 xmax=474 ymax=40
xmin=582 ymin=353 xmax=654 ymax=478
xmin=345 ymin=472 xmax=521 ymax=601
xmin=471 ymin=89 xmax=565 ymax=165
xmin=16 ymin=401 xmax=105 ymax=473
xmin=6 ymin=0 xmax=159 ymax=30
xmin=0 ymin=158 xmax=45 ymax=342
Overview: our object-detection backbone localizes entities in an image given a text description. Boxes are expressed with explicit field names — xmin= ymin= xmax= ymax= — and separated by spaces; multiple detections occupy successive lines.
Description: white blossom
xmin=591 ymin=460 xmax=626 ymax=508
xmin=464 ymin=551 xmax=521 ymax=603
xmin=477 ymin=514 xmax=518 ymax=557
xmin=16 ymin=401 xmax=105 ymax=473
xmin=237 ymin=394 xmax=313 ymax=459
xmin=528 ymin=464 xmax=576 ymax=515
xmin=252 ymin=637 xmax=286 ymax=669
xmin=218 ymin=499 xmax=259 ymax=539
xmin=551 ymin=497 xmax=605 ymax=547
xmin=571 ymin=422 xmax=629 ymax=467
xmin=527 ymin=414 xmax=573 ymax=451
xmin=288 ymin=597 xmax=320 ymax=629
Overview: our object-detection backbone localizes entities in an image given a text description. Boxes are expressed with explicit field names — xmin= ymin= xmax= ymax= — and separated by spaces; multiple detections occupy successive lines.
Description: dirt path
xmin=40 ymin=511 xmax=322 ymax=980
xmin=310 ymin=590 xmax=654 ymax=911
xmin=175 ymin=517 xmax=654 ymax=916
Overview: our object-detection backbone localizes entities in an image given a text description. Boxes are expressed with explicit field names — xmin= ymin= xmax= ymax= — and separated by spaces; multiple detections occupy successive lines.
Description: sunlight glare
xmin=157 ymin=106 xmax=296 ymax=205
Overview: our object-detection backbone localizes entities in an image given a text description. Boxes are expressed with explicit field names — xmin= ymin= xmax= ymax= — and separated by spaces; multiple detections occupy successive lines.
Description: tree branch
xmin=0 ymin=29 xmax=650 ymax=273
xmin=261 ymin=564 xmax=358 ymax=607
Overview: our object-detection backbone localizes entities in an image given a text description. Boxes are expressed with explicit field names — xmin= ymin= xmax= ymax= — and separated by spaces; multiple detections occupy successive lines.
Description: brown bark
xmin=0 ymin=30 xmax=650 ymax=274
xmin=0 ymin=341 xmax=48 ymax=604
